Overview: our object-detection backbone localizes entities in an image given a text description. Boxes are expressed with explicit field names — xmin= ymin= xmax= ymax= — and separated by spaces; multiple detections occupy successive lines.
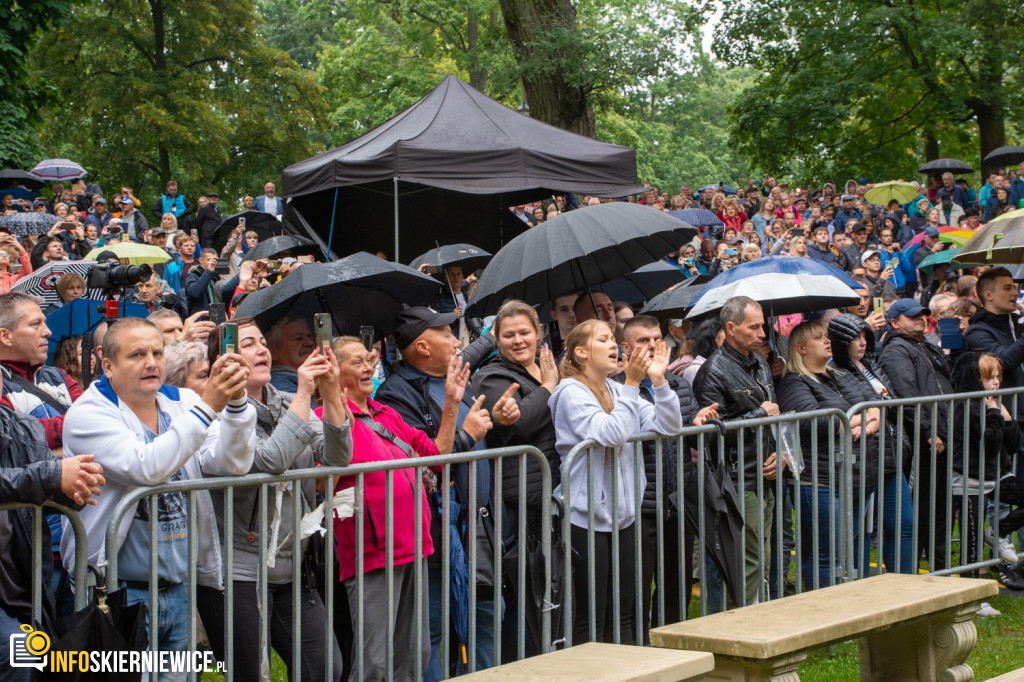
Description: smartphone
xmin=421 ymin=264 xmax=442 ymax=275
xmin=191 ymin=229 xmax=199 ymax=241
xmin=938 ymin=317 xmax=963 ymax=350
xmin=683 ymin=258 xmax=695 ymax=266
xmin=360 ymin=323 xmax=376 ymax=350
xmin=209 ymin=303 xmax=226 ymax=327
xmin=314 ymin=313 xmax=332 ymax=355
xmin=872 ymin=297 xmax=884 ymax=315
xmin=60 ymin=221 xmax=76 ymax=231
xmin=239 ymin=216 xmax=246 ymax=228
xmin=725 ymin=248 xmax=737 ymax=256
xmin=220 ymin=322 xmax=238 ymax=355
xmin=264 ymin=259 xmax=281 ymax=270
xmin=547 ymin=320 xmax=563 ymax=357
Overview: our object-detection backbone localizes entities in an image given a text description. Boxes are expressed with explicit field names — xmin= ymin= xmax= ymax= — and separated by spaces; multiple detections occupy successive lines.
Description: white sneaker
xmin=976 ymin=602 xmax=1001 ymax=618
xmin=984 ymin=529 xmax=1020 ymax=564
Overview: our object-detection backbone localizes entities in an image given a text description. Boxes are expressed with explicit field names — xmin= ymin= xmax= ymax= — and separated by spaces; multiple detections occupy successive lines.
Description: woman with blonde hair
xmin=752 ymin=198 xmax=775 ymax=239
xmin=56 ymin=271 xmax=86 ymax=305
xmin=788 ymin=235 xmax=810 ymax=257
xmin=550 ymin=319 xmax=683 ymax=644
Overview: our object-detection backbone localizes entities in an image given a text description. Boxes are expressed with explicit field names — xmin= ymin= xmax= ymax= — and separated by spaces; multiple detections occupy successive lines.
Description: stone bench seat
xmin=987 ymin=669 xmax=1024 ymax=681
xmin=458 ymin=642 xmax=715 ymax=681
xmin=650 ymin=573 xmax=997 ymax=681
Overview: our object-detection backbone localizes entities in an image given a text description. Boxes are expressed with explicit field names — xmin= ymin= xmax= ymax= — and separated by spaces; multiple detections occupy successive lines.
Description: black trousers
xmin=916 ymin=452 xmax=952 ymax=571
xmin=640 ymin=514 xmax=693 ymax=645
xmin=570 ymin=523 xmax=637 ymax=645
xmin=196 ymin=581 xmax=343 ymax=682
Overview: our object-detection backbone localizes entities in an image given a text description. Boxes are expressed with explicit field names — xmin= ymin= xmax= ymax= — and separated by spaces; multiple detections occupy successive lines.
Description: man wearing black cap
xmin=375 ymin=307 xmax=520 ymax=678
xmin=835 ymin=195 xmax=861 ymax=234
xmin=836 ymin=222 xmax=869 ymax=272
xmin=878 ymin=298 xmax=956 ymax=571
xmin=194 ymin=192 xmax=222 ymax=248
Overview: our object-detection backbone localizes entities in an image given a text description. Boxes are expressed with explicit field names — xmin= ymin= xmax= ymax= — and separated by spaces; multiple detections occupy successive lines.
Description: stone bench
xmin=458 ymin=642 xmax=715 ymax=681
xmin=988 ymin=669 xmax=1024 ymax=681
xmin=650 ymin=573 xmax=997 ymax=681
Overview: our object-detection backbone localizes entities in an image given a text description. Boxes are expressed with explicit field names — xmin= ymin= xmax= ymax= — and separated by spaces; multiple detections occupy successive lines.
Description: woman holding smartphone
xmin=550 ymin=319 xmax=683 ymax=644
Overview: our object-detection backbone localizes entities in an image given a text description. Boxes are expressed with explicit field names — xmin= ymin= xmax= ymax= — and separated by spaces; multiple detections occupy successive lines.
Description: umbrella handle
xmin=704 ymin=418 xmax=728 ymax=438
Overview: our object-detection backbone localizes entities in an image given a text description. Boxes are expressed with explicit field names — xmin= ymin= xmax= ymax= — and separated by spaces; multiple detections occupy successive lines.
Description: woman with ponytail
xmin=549 ymin=319 xmax=683 ymax=644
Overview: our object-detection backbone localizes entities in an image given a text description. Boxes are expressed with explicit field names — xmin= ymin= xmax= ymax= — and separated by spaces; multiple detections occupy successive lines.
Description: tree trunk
xmin=497 ymin=0 xmax=595 ymax=138
xmin=466 ymin=10 xmax=488 ymax=91
xmin=150 ymin=0 xmax=172 ymax=183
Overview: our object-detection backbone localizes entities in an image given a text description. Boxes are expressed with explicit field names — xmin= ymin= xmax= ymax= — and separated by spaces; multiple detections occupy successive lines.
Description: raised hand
xmin=202 ymin=352 xmax=250 ymax=412
xmin=462 ymin=395 xmax=492 ymax=442
xmin=295 ymin=349 xmax=334 ymax=398
xmin=647 ymin=340 xmax=670 ymax=386
xmin=444 ymin=353 xmax=470 ymax=405
xmin=624 ymin=345 xmax=652 ymax=387
xmin=538 ymin=344 xmax=559 ymax=391
xmin=492 ymin=383 xmax=521 ymax=426
xmin=693 ymin=402 xmax=719 ymax=426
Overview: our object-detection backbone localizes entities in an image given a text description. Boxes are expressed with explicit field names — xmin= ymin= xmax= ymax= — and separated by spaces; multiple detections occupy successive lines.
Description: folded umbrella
xmin=467 ymin=203 xmax=698 ymax=317
xmin=242 ymin=234 xmax=321 ymax=262
xmin=864 ymin=181 xmax=918 ymax=206
xmin=983 ymin=145 xmax=1024 ymax=168
xmin=0 ymin=211 xmax=61 ymax=237
xmin=29 ymin=159 xmax=87 ymax=182
xmin=684 ymin=256 xmax=862 ymax=320
xmin=85 ymin=243 xmax=170 ymax=266
xmin=233 ymin=251 xmax=440 ymax=337
xmin=917 ymin=158 xmax=973 ymax=175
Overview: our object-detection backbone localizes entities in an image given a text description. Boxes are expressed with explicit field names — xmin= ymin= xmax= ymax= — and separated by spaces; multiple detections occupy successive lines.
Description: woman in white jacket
xmin=549 ymin=319 xmax=683 ymax=645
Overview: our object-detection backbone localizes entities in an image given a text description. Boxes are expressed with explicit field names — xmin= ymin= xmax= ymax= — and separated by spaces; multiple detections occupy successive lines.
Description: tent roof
xmin=283 ymin=75 xmax=642 ymax=198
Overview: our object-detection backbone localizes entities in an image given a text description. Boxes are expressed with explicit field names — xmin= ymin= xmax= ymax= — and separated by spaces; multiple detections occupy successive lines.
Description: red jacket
xmin=316 ymin=398 xmax=435 ymax=582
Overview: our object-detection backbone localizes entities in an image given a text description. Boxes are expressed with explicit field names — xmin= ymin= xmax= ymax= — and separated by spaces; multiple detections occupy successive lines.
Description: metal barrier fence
xmin=0 ymin=500 xmax=90 ymax=623
xmin=846 ymin=385 xmax=1024 ymax=579
xmin=100 ymin=445 xmax=551 ymax=682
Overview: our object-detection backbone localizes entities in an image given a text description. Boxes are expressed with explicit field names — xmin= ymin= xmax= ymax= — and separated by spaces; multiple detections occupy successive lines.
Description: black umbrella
xmin=241 ymin=235 xmax=321 ymax=263
xmin=983 ymin=145 xmax=1024 ymax=168
xmin=408 ymin=243 xmax=492 ymax=274
xmin=597 ymin=262 xmax=685 ymax=306
xmin=233 ymin=251 xmax=440 ymax=337
xmin=0 ymin=211 xmax=60 ymax=237
xmin=41 ymin=588 xmax=149 ymax=681
xmin=638 ymin=277 xmax=708 ymax=318
xmin=917 ymin=158 xmax=974 ymax=175
xmin=467 ymin=202 xmax=698 ymax=317
xmin=211 ymin=210 xmax=282 ymax=251
xmin=681 ymin=448 xmax=746 ymax=607
xmin=0 ymin=169 xmax=45 ymax=191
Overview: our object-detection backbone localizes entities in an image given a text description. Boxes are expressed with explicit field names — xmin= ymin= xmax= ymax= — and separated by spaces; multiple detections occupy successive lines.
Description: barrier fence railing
xmin=100 ymin=445 xmax=551 ymax=682
xmin=14 ymin=387 xmax=1019 ymax=677
xmin=846 ymin=385 xmax=1024 ymax=579
xmin=0 ymin=500 xmax=90 ymax=625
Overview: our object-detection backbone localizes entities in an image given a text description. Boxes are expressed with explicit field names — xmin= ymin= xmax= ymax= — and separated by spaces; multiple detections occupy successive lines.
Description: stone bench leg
xmin=858 ymin=602 xmax=980 ymax=682
xmin=696 ymin=652 xmax=806 ymax=681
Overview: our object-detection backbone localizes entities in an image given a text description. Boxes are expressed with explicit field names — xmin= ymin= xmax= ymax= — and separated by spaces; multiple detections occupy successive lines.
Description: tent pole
xmin=393 ymin=177 xmax=400 ymax=262
xmin=326 ymin=188 xmax=339 ymax=259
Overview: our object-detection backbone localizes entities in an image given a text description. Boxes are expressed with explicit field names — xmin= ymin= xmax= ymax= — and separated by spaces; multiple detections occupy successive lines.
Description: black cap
xmin=207 ymin=191 xmax=219 ymax=198
xmin=392 ymin=306 xmax=458 ymax=350
xmin=849 ymin=222 xmax=867 ymax=233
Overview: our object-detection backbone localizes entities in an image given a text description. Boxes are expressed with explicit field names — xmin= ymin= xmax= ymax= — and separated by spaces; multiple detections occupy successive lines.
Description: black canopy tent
xmin=282 ymin=75 xmax=645 ymax=263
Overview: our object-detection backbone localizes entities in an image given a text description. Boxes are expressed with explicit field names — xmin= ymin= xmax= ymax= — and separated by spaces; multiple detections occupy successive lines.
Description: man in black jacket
xmin=878 ymin=298 xmax=956 ymax=571
xmin=694 ymin=296 xmax=781 ymax=612
xmin=194 ymin=192 xmax=222 ymax=248
xmin=0 ymin=372 xmax=103 ymax=658
xmin=836 ymin=222 xmax=870 ymax=272
xmin=964 ymin=267 xmax=1024 ymax=587
xmin=616 ymin=315 xmax=717 ymax=641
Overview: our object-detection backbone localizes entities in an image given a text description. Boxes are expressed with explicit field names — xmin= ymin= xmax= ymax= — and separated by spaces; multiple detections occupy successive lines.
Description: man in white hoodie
xmin=61 ymin=317 xmax=255 ymax=677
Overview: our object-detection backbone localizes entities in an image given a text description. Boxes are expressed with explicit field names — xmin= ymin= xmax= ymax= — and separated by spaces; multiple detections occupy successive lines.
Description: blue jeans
xmin=425 ymin=565 xmax=500 ymax=680
xmin=872 ymin=472 xmax=916 ymax=575
xmin=0 ymin=607 xmax=30 ymax=682
xmin=124 ymin=583 xmax=191 ymax=682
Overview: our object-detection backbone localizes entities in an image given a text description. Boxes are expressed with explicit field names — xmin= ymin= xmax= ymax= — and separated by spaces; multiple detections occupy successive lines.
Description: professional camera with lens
xmin=88 ymin=262 xmax=153 ymax=293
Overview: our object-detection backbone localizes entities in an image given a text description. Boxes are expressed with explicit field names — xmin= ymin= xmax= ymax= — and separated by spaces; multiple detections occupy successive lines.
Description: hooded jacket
xmin=471 ymin=352 xmax=559 ymax=507
xmin=964 ymin=307 xmax=1024 ymax=422
xmin=878 ymin=330 xmax=954 ymax=446
xmin=950 ymin=351 xmax=1020 ymax=482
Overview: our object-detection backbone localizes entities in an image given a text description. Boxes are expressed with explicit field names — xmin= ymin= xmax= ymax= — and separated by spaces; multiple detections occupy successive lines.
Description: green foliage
xmin=256 ymin=0 xmax=351 ymax=69
xmin=29 ymin=0 xmax=327 ymax=204
xmin=0 ymin=0 xmax=77 ymax=167
xmin=596 ymin=56 xmax=756 ymax=190
xmin=708 ymin=0 xmax=1024 ymax=183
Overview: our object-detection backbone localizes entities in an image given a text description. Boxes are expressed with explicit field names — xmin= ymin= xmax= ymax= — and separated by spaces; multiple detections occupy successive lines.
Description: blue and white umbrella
xmin=699 ymin=183 xmax=737 ymax=195
xmin=685 ymin=256 xmax=862 ymax=319
xmin=29 ymin=158 xmax=87 ymax=182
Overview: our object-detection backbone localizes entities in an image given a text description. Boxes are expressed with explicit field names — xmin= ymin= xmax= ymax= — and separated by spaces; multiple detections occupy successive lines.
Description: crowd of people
xmin=1 ymin=167 xmax=1024 ymax=681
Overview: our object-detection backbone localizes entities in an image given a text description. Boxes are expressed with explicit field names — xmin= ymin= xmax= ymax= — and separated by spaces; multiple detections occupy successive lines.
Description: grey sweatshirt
xmin=549 ymin=378 xmax=683 ymax=531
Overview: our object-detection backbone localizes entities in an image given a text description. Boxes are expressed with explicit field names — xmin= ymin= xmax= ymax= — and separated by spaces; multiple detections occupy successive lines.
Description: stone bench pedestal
xmin=650 ymin=574 xmax=997 ymax=682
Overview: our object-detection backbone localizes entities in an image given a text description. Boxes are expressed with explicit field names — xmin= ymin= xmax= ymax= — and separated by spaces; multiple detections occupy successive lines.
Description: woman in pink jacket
xmin=317 ymin=335 xmax=468 ymax=682
xmin=0 ymin=234 xmax=32 ymax=293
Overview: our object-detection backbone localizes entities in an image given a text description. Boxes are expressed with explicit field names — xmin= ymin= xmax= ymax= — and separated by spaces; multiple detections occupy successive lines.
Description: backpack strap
xmin=354 ymin=412 xmax=415 ymax=457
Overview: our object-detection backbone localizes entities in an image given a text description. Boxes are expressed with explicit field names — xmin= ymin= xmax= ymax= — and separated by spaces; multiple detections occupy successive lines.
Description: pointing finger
xmin=471 ymin=395 xmax=486 ymax=411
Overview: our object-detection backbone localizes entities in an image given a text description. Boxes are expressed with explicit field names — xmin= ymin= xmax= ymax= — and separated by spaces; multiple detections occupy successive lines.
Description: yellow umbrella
xmin=865 ymin=181 xmax=919 ymax=206
xmin=85 ymin=242 xmax=171 ymax=266
xmin=937 ymin=229 xmax=977 ymax=247
xmin=990 ymin=207 xmax=1024 ymax=224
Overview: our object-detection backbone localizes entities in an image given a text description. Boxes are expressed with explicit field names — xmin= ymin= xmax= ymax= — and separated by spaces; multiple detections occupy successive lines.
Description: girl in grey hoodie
xmin=549 ymin=319 xmax=683 ymax=645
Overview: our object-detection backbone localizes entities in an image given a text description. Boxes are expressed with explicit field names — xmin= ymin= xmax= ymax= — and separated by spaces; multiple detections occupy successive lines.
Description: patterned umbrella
xmin=0 ymin=211 xmax=61 ymax=237
xmin=10 ymin=261 xmax=106 ymax=306
xmin=29 ymin=159 xmax=87 ymax=182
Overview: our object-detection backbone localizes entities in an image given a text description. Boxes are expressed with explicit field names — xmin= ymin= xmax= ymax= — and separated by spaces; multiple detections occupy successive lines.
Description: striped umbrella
xmin=29 ymin=159 xmax=87 ymax=182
